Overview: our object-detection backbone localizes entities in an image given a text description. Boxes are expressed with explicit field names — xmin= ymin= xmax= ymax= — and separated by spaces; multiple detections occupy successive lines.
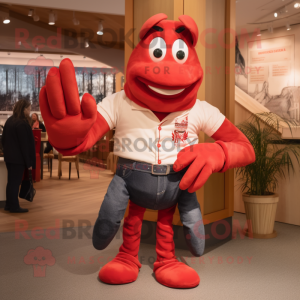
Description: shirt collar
xmin=129 ymin=99 xmax=192 ymax=122
xmin=130 ymin=100 xmax=150 ymax=112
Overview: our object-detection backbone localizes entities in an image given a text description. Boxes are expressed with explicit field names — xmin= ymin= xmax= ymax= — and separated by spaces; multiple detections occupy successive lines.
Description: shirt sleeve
xmin=199 ymin=101 xmax=226 ymax=137
xmin=96 ymin=93 xmax=119 ymax=130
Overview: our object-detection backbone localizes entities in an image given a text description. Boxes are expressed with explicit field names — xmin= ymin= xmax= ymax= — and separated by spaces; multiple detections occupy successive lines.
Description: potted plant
xmin=236 ymin=112 xmax=300 ymax=238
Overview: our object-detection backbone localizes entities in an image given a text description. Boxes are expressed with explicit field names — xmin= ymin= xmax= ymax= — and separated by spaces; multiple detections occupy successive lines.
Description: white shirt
xmin=97 ymin=90 xmax=225 ymax=165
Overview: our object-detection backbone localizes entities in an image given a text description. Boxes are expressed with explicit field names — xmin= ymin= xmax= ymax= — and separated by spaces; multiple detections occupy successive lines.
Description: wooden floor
xmin=0 ymin=159 xmax=114 ymax=233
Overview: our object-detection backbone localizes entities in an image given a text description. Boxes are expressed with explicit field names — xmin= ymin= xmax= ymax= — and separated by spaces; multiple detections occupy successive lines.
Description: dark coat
xmin=2 ymin=116 xmax=36 ymax=169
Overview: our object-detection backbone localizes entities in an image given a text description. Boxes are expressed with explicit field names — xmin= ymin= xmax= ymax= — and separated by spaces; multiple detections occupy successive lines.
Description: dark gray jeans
xmin=92 ymin=161 xmax=205 ymax=257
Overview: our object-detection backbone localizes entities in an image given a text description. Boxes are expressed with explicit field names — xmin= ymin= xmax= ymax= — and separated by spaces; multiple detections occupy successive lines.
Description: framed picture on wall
xmin=235 ymin=34 xmax=300 ymax=137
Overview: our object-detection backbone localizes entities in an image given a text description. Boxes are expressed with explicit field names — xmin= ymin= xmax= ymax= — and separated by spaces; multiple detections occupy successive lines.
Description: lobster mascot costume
xmin=40 ymin=14 xmax=255 ymax=288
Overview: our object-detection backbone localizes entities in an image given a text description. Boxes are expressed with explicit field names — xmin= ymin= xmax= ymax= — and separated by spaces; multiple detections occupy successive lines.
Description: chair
xmin=43 ymin=150 xmax=54 ymax=177
xmin=58 ymin=153 xmax=79 ymax=180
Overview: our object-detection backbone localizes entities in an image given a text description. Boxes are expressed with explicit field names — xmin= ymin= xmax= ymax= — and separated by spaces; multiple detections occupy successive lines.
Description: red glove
xmin=173 ymin=143 xmax=226 ymax=193
xmin=39 ymin=58 xmax=110 ymax=156
xmin=173 ymin=118 xmax=255 ymax=193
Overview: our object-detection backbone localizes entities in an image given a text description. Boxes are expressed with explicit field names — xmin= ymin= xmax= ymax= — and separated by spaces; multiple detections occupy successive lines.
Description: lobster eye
xmin=149 ymin=37 xmax=166 ymax=62
xmin=176 ymin=50 xmax=185 ymax=60
xmin=153 ymin=48 xmax=163 ymax=58
xmin=172 ymin=39 xmax=189 ymax=64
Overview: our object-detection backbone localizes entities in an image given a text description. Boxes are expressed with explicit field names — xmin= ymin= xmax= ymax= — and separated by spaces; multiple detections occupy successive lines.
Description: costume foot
xmin=99 ymin=252 xmax=141 ymax=284
xmin=154 ymin=258 xmax=200 ymax=288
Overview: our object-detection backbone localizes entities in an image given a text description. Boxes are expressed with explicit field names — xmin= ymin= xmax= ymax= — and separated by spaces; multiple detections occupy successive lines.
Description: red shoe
xmin=154 ymin=258 xmax=200 ymax=288
xmin=99 ymin=252 xmax=141 ymax=284
xmin=154 ymin=205 xmax=200 ymax=288
xmin=98 ymin=201 xmax=146 ymax=285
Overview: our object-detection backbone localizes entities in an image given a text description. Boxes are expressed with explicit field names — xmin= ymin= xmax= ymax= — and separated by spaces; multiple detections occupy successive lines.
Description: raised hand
xmin=39 ymin=59 xmax=109 ymax=155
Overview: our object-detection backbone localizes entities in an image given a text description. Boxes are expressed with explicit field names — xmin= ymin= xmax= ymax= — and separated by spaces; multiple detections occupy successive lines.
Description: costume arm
xmin=212 ymin=118 xmax=255 ymax=172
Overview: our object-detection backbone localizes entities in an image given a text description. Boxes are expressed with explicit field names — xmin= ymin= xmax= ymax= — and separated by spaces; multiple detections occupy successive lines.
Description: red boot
xmin=99 ymin=201 xmax=146 ymax=284
xmin=154 ymin=205 xmax=200 ymax=288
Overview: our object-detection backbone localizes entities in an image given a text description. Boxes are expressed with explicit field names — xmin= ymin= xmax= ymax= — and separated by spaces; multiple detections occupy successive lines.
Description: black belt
xmin=118 ymin=158 xmax=176 ymax=175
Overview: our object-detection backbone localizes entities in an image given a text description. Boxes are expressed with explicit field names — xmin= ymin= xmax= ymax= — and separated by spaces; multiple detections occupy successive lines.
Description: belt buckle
xmin=151 ymin=164 xmax=170 ymax=175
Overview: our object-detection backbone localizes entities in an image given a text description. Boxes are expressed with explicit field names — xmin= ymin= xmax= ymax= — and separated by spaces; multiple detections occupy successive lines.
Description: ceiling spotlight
xmin=33 ymin=11 xmax=39 ymax=22
xmin=257 ymin=28 xmax=262 ymax=36
xmin=73 ymin=12 xmax=80 ymax=25
xmin=83 ymin=56 xmax=86 ymax=59
xmin=60 ymin=55 xmax=63 ymax=58
xmin=73 ymin=18 xmax=79 ymax=25
xmin=284 ymin=5 xmax=288 ymax=13
xmin=28 ymin=9 xmax=33 ymax=17
xmin=97 ymin=20 xmax=103 ymax=35
xmin=2 ymin=11 xmax=10 ymax=24
xmin=84 ymin=39 xmax=89 ymax=48
xmin=286 ymin=22 xmax=291 ymax=30
xmin=49 ymin=11 xmax=55 ymax=25
xmin=295 ymin=3 xmax=300 ymax=9
xmin=7 ymin=52 xmax=10 ymax=55
xmin=268 ymin=23 xmax=274 ymax=33
xmin=274 ymin=12 xmax=278 ymax=17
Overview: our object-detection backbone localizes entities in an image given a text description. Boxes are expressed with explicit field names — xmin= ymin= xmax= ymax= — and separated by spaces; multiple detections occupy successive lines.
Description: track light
xmin=274 ymin=12 xmax=278 ymax=17
xmin=268 ymin=23 xmax=274 ymax=33
xmin=286 ymin=22 xmax=291 ymax=30
xmin=49 ymin=11 xmax=55 ymax=25
xmin=2 ymin=11 xmax=10 ymax=24
xmin=28 ymin=9 xmax=33 ymax=17
xmin=257 ymin=28 xmax=262 ymax=36
xmin=33 ymin=11 xmax=39 ymax=22
xmin=295 ymin=3 xmax=300 ymax=9
xmin=73 ymin=12 xmax=80 ymax=25
xmin=84 ymin=39 xmax=89 ymax=48
xmin=97 ymin=20 xmax=103 ymax=35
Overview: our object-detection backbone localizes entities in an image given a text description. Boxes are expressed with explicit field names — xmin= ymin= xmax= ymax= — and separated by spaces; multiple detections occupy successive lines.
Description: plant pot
xmin=242 ymin=193 xmax=279 ymax=239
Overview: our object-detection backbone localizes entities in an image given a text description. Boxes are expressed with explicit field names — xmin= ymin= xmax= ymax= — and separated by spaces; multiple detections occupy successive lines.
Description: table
xmin=40 ymin=137 xmax=48 ymax=180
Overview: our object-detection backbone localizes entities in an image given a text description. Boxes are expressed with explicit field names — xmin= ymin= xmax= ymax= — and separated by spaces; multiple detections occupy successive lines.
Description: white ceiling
xmin=236 ymin=0 xmax=300 ymax=33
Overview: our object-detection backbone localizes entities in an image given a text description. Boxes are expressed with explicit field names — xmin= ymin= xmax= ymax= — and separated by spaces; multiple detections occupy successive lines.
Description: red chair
xmin=32 ymin=129 xmax=41 ymax=182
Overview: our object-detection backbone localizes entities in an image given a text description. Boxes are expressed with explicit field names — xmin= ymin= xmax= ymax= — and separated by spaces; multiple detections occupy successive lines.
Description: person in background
xmin=31 ymin=113 xmax=46 ymax=132
xmin=31 ymin=112 xmax=53 ymax=153
xmin=2 ymin=100 xmax=36 ymax=213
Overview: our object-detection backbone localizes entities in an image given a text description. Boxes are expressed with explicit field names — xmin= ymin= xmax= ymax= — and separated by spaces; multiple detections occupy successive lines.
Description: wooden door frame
xmin=124 ymin=0 xmax=236 ymax=225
